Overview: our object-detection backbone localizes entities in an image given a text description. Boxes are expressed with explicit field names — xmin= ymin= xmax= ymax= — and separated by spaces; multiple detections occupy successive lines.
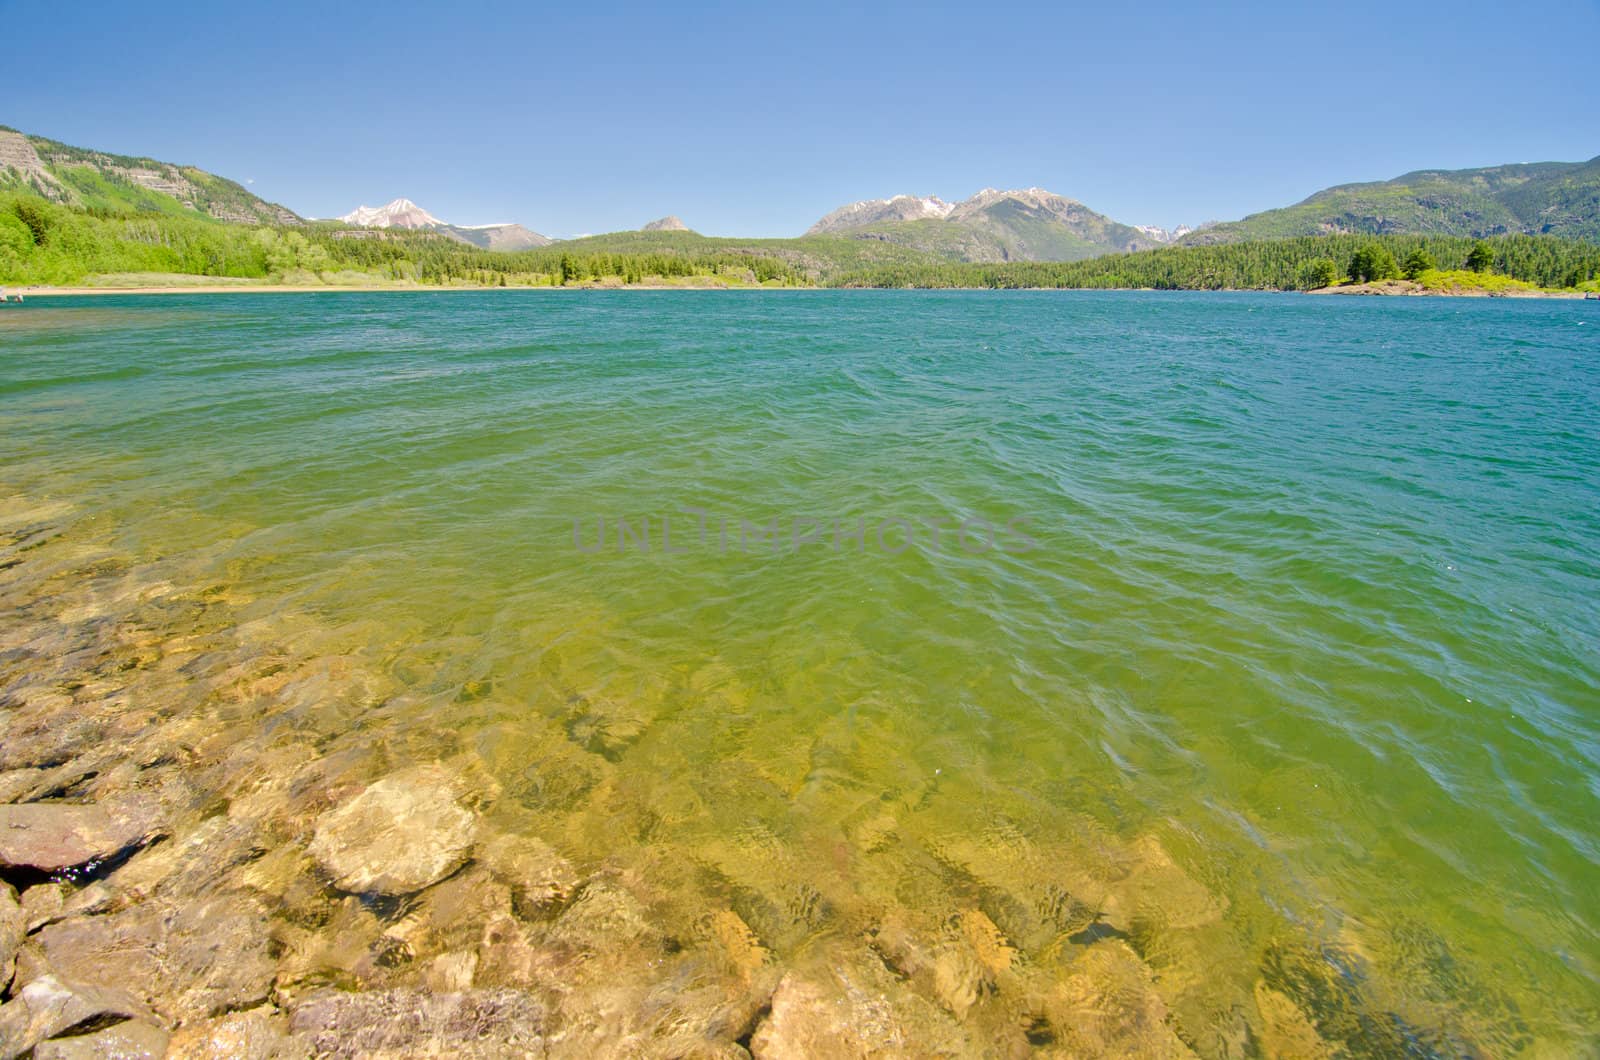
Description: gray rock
xmin=0 ymin=975 xmax=154 ymax=1060
xmin=0 ymin=798 xmax=164 ymax=872
xmin=307 ymin=765 xmax=476 ymax=896
xmin=288 ymin=988 xmax=549 ymax=1058
xmin=34 ymin=1019 xmax=170 ymax=1060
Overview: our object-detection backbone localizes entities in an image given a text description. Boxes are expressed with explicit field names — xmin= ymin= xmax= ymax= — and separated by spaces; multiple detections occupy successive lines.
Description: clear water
xmin=2 ymin=290 xmax=1596 ymax=1053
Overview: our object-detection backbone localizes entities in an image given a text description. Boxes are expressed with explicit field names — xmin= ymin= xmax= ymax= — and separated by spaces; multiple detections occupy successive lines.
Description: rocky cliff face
xmin=641 ymin=216 xmax=689 ymax=232
xmin=0 ymin=129 xmax=66 ymax=200
xmin=2 ymin=127 xmax=302 ymax=225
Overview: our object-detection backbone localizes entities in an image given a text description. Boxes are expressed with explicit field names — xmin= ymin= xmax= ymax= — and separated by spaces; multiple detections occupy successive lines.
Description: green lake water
xmin=1 ymin=290 xmax=1596 ymax=1053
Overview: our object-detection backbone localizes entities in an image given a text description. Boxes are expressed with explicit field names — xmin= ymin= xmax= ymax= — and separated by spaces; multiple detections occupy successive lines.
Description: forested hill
xmin=828 ymin=234 xmax=1600 ymax=292
xmin=0 ymin=126 xmax=301 ymax=226
xmin=1184 ymin=157 xmax=1600 ymax=246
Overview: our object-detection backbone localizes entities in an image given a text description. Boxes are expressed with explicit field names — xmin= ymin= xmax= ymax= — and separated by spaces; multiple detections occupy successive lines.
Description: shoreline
xmin=4 ymin=281 xmax=1593 ymax=298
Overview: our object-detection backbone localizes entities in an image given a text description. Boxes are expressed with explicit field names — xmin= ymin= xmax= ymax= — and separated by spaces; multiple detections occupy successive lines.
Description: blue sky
xmin=5 ymin=0 xmax=1597 ymax=237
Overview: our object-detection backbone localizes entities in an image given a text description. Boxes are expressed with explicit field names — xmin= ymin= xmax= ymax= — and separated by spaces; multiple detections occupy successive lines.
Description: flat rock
xmin=35 ymin=895 xmax=275 ymax=1023
xmin=288 ymin=988 xmax=549 ymax=1058
xmin=307 ymin=765 xmax=476 ymax=896
xmin=0 ymin=798 xmax=164 ymax=873
xmin=749 ymin=963 xmax=979 ymax=1059
xmin=0 ymin=975 xmax=154 ymax=1060
xmin=34 ymin=1020 xmax=170 ymax=1060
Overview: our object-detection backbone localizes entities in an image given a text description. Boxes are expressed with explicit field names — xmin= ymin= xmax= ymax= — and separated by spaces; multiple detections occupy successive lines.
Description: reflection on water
xmin=1 ymin=291 xmax=1596 ymax=1054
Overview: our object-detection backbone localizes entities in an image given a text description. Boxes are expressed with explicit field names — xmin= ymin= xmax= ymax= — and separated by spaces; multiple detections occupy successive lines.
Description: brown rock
xmin=307 ymin=766 xmax=476 ymax=896
xmin=476 ymin=831 xmax=578 ymax=917
xmin=0 ymin=975 xmax=154 ymax=1060
xmin=0 ymin=884 xmax=21 ymax=991
xmin=34 ymin=1020 xmax=170 ymax=1060
xmin=0 ymin=798 xmax=164 ymax=872
xmin=166 ymin=1006 xmax=292 ymax=1060
xmin=35 ymin=895 xmax=275 ymax=1023
xmin=749 ymin=963 xmax=979 ymax=1059
xmin=288 ymin=988 xmax=549 ymax=1058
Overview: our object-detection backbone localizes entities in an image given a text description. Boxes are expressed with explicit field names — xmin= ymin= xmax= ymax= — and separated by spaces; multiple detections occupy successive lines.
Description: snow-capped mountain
xmin=807 ymin=194 xmax=957 ymax=233
xmin=338 ymin=198 xmax=445 ymax=229
xmin=335 ymin=198 xmax=551 ymax=251
xmin=1132 ymin=223 xmax=1197 ymax=243
xmin=806 ymin=187 xmax=1163 ymax=261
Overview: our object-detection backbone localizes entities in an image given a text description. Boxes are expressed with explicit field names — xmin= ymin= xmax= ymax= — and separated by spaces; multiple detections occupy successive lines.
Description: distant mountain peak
xmin=642 ymin=215 xmax=690 ymax=232
xmin=338 ymin=198 xmax=444 ymax=229
xmin=334 ymin=198 xmax=552 ymax=252
xmin=805 ymin=186 xmax=1162 ymax=262
xmin=807 ymin=195 xmax=955 ymax=234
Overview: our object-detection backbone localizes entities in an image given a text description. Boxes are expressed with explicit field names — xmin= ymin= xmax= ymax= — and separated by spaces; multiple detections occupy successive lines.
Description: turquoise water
xmin=2 ymin=290 xmax=1597 ymax=1052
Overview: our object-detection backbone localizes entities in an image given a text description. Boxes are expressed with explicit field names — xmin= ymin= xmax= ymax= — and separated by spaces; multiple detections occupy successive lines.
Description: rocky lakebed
xmin=0 ymin=489 xmax=1533 ymax=1058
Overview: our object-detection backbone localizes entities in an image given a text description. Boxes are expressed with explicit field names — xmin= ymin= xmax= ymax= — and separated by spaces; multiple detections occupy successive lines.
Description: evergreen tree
xmin=1348 ymin=243 xmax=1400 ymax=283
xmin=1401 ymin=248 xmax=1436 ymax=280
xmin=1465 ymin=241 xmax=1494 ymax=273
xmin=1299 ymin=258 xmax=1339 ymax=289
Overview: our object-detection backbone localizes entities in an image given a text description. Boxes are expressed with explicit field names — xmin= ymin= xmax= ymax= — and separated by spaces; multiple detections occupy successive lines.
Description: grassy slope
xmin=1187 ymin=158 xmax=1600 ymax=245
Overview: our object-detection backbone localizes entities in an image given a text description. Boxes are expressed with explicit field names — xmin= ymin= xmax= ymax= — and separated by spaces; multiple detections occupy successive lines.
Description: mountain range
xmin=336 ymin=197 xmax=550 ymax=251
xmin=806 ymin=187 xmax=1184 ymax=262
xmin=3 ymin=124 xmax=1598 ymax=262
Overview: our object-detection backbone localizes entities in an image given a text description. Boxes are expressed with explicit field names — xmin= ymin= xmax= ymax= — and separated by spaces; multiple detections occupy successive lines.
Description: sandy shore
xmin=1307 ymin=279 xmax=1586 ymax=298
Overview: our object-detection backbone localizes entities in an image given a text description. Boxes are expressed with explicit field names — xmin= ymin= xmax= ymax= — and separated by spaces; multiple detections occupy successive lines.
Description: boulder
xmin=749 ymin=963 xmax=979 ymax=1059
xmin=35 ymin=895 xmax=275 ymax=1023
xmin=0 ymin=975 xmax=154 ymax=1060
xmin=34 ymin=1020 xmax=170 ymax=1060
xmin=0 ymin=798 xmax=164 ymax=873
xmin=166 ymin=1006 xmax=291 ymax=1060
xmin=307 ymin=766 xmax=476 ymax=896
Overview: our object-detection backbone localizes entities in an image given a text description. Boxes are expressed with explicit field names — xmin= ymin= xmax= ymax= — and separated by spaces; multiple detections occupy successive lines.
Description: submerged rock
xmin=475 ymin=830 xmax=579 ymax=918
xmin=307 ymin=765 xmax=477 ymax=896
xmin=34 ymin=895 xmax=275 ymax=1023
xmin=0 ymin=884 xmax=21 ymax=990
xmin=0 ymin=975 xmax=154 ymax=1060
xmin=288 ymin=987 xmax=550 ymax=1057
xmin=33 ymin=1020 xmax=170 ymax=1060
xmin=166 ymin=1006 xmax=291 ymax=1060
xmin=749 ymin=962 xmax=980 ymax=1058
xmin=0 ymin=797 xmax=164 ymax=872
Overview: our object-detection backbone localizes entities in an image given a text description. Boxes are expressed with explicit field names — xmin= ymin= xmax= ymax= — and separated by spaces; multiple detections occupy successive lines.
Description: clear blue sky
xmin=5 ymin=0 xmax=1597 ymax=237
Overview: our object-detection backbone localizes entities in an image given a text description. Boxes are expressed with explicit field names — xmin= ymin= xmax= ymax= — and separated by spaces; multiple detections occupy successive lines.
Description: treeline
xmin=0 ymin=194 xmax=808 ymax=286
xmin=828 ymin=234 xmax=1600 ymax=291
xmin=5 ymin=193 xmax=1599 ymax=294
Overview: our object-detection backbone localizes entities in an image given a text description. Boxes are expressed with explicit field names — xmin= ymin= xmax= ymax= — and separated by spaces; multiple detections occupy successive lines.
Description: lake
xmin=2 ymin=290 xmax=1595 ymax=1053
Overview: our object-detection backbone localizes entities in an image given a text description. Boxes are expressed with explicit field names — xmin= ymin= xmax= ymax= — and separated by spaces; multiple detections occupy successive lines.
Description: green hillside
xmin=0 ymin=125 xmax=302 ymax=225
xmin=1186 ymin=158 xmax=1600 ymax=245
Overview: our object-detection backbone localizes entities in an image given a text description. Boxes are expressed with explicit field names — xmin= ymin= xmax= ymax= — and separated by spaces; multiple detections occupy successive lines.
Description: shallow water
xmin=2 ymin=290 xmax=1597 ymax=1053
